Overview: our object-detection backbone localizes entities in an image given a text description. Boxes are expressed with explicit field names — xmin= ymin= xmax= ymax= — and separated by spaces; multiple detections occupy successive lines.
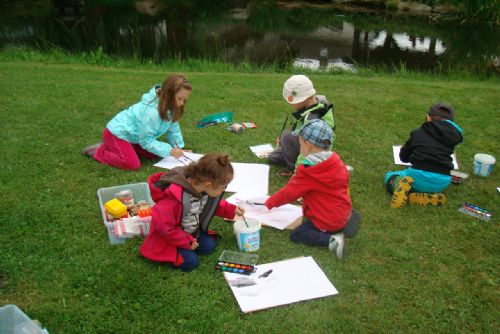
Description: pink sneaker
xmin=81 ymin=143 xmax=101 ymax=157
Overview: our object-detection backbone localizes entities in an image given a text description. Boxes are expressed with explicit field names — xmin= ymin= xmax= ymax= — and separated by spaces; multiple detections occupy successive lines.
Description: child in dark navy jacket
xmin=385 ymin=103 xmax=463 ymax=208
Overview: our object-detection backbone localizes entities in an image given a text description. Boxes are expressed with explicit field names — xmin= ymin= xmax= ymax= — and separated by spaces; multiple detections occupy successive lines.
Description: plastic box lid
xmin=0 ymin=304 xmax=49 ymax=334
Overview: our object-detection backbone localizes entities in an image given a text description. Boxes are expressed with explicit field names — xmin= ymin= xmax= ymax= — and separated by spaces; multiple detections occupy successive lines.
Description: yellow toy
xmin=104 ymin=198 xmax=128 ymax=219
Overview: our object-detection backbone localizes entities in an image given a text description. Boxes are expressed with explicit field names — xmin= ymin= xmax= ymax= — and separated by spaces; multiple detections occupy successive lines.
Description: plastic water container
xmin=0 ymin=304 xmax=49 ymax=334
xmin=473 ymin=153 xmax=496 ymax=177
xmin=234 ymin=219 xmax=261 ymax=252
xmin=97 ymin=182 xmax=154 ymax=245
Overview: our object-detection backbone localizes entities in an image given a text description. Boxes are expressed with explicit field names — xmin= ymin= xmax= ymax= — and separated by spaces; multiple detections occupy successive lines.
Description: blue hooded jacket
xmin=106 ymin=85 xmax=184 ymax=158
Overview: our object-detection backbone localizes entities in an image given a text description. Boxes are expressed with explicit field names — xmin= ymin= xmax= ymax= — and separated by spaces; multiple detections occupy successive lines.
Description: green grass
xmin=0 ymin=56 xmax=499 ymax=333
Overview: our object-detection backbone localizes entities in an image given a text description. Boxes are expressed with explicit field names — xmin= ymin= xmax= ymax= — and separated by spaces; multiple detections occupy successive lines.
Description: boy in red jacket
xmin=265 ymin=120 xmax=352 ymax=260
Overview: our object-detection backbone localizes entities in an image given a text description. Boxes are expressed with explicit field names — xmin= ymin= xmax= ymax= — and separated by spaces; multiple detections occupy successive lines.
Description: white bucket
xmin=234 ymin=219 xmax=261 ymax=252
xmin=473 ymin=153 xmax=496 ymax=177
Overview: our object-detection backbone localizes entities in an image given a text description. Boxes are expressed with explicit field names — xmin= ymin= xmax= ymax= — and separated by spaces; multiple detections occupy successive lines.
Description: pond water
xmin=1 ymin=1 xmax=498 ymax=74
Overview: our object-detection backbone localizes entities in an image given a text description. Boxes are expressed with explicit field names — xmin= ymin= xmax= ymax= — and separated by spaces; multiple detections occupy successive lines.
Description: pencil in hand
xmin=173 ymin=140 xmax=193 ymax=162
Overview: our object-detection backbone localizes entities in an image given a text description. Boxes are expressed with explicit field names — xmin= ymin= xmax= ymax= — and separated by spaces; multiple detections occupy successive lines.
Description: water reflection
xmin=0 ymin=1 xmax=497 ymax=74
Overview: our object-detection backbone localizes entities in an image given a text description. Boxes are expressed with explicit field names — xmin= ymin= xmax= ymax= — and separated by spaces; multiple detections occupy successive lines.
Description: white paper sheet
xmin=392 ymin=145 xmax=459 ymax=169
xmin=249 ymin=143 xmax=274 ymax=158
xmin=224 ymin=256 xmax=338 ymax=313
xmin=226 ymin=192 xmax=302 ymax=230
xmin=153 ymin=152 xmax=203 ymax=169
xmin=155 ymin=155 xmax=269 ymax=194
xmin=226 ymin=163 xmax=269 ymax=194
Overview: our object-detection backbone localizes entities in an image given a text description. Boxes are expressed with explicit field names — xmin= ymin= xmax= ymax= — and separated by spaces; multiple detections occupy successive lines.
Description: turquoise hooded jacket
xmin=106 ymin=85 xmax=184 ymax=158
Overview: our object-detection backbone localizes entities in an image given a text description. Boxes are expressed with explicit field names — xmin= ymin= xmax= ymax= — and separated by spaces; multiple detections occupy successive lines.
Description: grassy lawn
xmin=0 ymin=58 xmax=499 ymax=333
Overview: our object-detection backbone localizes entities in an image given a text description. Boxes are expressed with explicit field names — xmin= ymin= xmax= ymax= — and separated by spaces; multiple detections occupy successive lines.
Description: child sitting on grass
xmin=265 ymin=120 xmax=356 ymax=260
xmin=268 ymin=74 xmax=335 ymax=176
xmin=82 ymin=74 xmax=191 ymax=170
xmin=385 ymin=103 xmax=463 ymax=208
xmin=140 ymin=153 xmax=244 ymax=272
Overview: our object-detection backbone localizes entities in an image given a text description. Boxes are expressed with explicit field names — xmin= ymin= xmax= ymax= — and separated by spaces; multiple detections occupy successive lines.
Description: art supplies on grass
xmin=242 ymin=122 xmax=256 ymax=129
xmin=104 ymin=198 xmax=128 ymax=219
xmin=226 ymin=122 xmax=257 ymax=133
xmin=249 ymin=144 xmax=274 ymax=158
xmin=458 ymin=202 xmax=493 ymax=221
xmin=473 ymin=153 xmax=495 ymax=177
xmin=227 ymin=122 xmax=245 ymax=133
xmin=114 ymin=217 xmax=151 ymax=237
xmin=116 ymin=189 xmax=134 ymax=207
xmin=97 ymin=182 xmax=155 ymax=245
xmin=450 ymin=170 xmax=469 ymax=184
xmin=226 ymin=192 xmax=302 ymax=230
xmin=392 ymin=145 xmax=459 ymax=169
xmin=223 ymin=256 xmax=338 ymax=313
xmin=196 ymin=111 xmax=233 ymax=128
xmin=215 ymin=250 xmax=259 ymax=275
xmin=234 ymin=218 xmax=261 ymax=252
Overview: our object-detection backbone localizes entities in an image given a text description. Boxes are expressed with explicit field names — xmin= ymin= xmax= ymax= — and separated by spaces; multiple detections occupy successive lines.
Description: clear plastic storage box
xmin=97 ymin=182 xmax=154 ymax=245
xmin=0 ymin=304 xmax=49 ymax=334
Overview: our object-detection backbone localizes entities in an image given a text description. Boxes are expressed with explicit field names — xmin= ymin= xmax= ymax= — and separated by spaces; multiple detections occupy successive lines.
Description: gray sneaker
xmin=328 ymin=233 xmax=346 ymax=260
xmin=81 ymin=143 xmax=101 ymax=157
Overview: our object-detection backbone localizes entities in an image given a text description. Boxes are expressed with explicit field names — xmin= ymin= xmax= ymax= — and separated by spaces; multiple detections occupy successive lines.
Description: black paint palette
xmin=215 ymin=250 xmax=259 ymax=275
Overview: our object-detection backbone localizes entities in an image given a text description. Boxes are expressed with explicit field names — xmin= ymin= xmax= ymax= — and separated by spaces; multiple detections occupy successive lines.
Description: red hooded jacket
xmin=140 ymin=171 xmax=237 ymax=263
xmin=265 ymin=153 xmax=351 ymax=232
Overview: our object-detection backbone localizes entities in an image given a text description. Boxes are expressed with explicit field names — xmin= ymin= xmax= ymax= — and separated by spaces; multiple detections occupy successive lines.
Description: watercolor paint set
xmin=458 ymin=202 xmax=493 ymax=221
xmin=215 ymin=250 xmax=259 ymax=275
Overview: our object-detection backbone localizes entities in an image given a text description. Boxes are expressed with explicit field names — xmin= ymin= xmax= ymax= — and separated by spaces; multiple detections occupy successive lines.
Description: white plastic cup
xmin=473 ymin=153 xmax=496 ymax=177
xmin=234 ymin=219 xmax=261 ymax=252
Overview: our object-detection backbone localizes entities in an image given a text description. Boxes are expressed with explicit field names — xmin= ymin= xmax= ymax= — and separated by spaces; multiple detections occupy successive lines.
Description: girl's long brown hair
xmin=157 ymin=74 xmax=192 ymax=122
xmin=185 ymin=153 xmax=234 ymax=187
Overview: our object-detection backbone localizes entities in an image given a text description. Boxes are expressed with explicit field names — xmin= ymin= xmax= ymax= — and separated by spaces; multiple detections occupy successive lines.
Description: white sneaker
xmin=328 ymin=233 xmax=346 ymax=260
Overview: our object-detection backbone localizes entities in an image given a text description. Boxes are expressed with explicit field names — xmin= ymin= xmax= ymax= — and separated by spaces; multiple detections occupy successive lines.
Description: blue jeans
xmin=172 ymin=231 xmax=216 ymax=272
xmin=290 ymin=218 xmax=341 ymax=247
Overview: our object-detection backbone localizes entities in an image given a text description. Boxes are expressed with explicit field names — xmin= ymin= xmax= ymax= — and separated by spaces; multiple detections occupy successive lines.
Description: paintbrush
xmin=245 ymin=200 xmax=266 ymax=206
xmin=242 ymin=215 xmax=250 ymax=228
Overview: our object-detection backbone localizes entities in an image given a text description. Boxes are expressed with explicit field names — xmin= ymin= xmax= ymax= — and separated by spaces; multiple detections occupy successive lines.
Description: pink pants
xmin=93 ymin=128 xmax=159 ymax=170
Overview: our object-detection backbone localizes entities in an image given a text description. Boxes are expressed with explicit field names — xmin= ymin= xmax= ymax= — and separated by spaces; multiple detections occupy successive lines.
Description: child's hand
xmin=170 ymin=148 xmax=184 ymax=159
xmin=191 ymin=240 xmax=199 ymax=250
xmin=235 ymin=206 xmax=245 ymax=216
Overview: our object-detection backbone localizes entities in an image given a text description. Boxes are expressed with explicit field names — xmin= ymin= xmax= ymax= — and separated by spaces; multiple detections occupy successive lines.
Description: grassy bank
xmin=0 ymin=56 xmax=498 ymax=333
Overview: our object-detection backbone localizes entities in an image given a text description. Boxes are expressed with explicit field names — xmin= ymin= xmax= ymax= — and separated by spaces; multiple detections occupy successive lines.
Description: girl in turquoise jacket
xmin=83 ymin=74 xmax=192 ymax=170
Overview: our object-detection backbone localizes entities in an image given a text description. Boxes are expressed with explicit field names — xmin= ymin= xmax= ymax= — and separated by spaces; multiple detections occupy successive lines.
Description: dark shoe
xmin=343 ymin=209 xmax=361 ymax=239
